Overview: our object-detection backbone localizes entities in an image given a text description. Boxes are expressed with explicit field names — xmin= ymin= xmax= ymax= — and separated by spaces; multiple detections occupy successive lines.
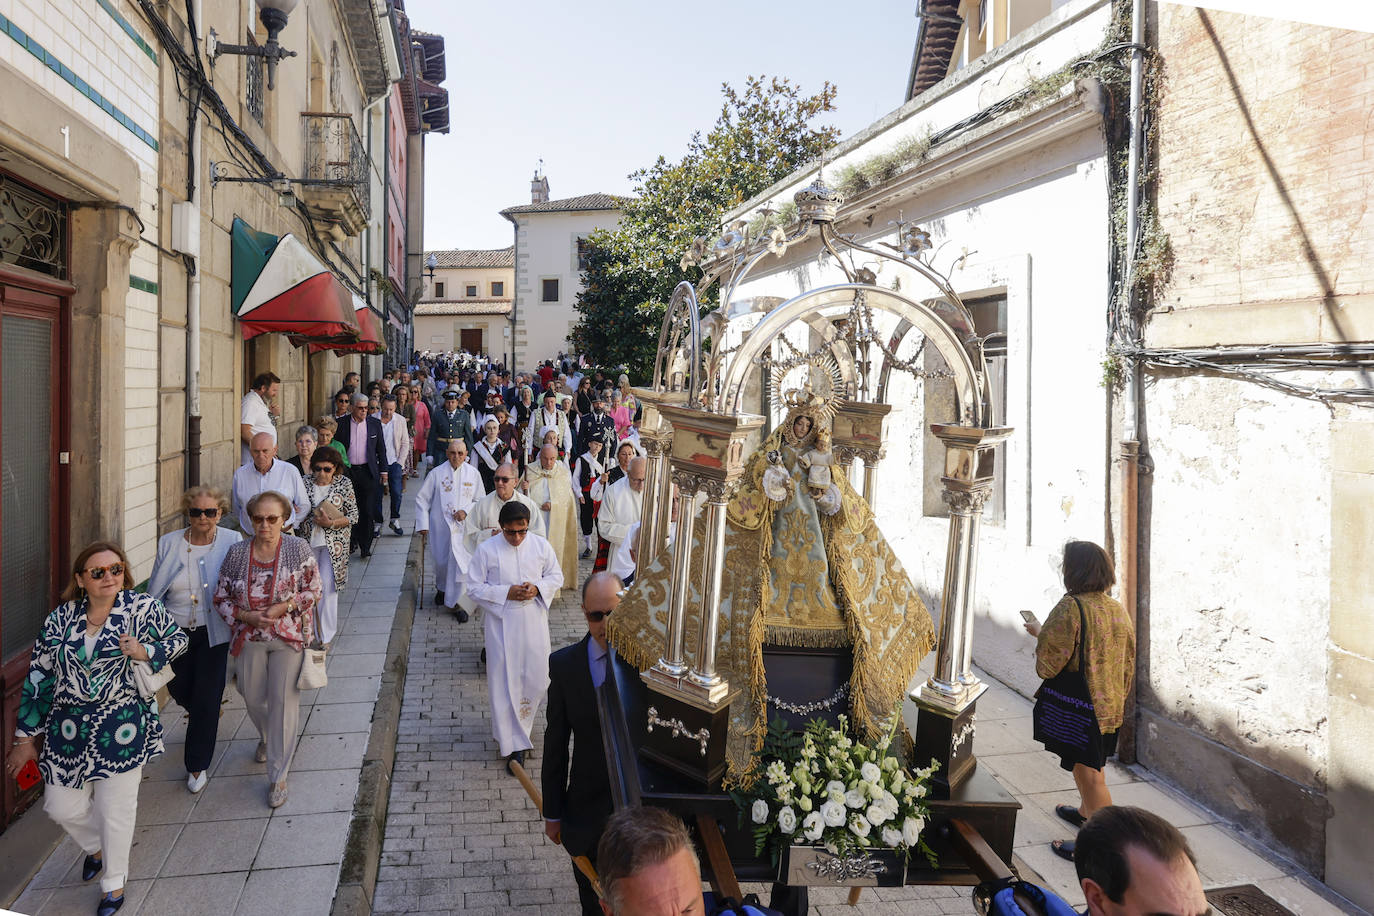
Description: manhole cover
xmin=1205 ymin=885 xmax=1296 ymax=916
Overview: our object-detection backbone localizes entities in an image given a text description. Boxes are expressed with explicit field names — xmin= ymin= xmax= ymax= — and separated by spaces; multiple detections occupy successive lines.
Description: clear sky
xmin=405 ymin=0 xmax=921 ymax=252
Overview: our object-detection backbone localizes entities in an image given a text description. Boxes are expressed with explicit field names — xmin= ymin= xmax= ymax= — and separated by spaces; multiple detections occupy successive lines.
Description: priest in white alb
xmin=595 ymin=456 xmax=645 ymax=572
xmin=522 ymin=444 xmax=580 ymax=592
xmin=463 ymin=461 xmax=545 ymax=557
xmin=415 ymin=439 xmax=483 ymax=621
xmin=465 ymin=500 xmax=563 ymax=773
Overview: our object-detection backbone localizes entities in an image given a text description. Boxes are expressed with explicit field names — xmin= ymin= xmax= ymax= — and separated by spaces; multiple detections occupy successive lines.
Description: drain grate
xmin=1205 ymin=884 xmax=1297 ymax=916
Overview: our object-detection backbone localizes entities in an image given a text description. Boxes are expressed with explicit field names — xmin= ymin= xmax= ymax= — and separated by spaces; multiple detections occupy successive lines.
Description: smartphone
xmin=1019 ymin=610 xmax=1039 ymax=626
xmin=16 ymin=758 xmax=41 ymax=791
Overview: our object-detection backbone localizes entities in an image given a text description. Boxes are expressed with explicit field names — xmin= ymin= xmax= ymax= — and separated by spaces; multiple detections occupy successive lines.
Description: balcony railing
xmin=300 ymin=112 xmax=371 ymax=236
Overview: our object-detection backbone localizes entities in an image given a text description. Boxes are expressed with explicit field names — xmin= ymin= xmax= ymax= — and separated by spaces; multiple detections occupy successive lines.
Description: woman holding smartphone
xmin=7 ymin=541 xmax=187 ymax=916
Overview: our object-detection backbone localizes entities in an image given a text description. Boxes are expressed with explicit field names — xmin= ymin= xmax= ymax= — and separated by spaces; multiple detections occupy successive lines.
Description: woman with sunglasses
xmin=296 ymin=449 xmax=358 ymax=645
xmin=147 ymin=486 xmax=243 ymax=794
xmin=213 ymin=491 xmax=322 ymax=809
xmin=7 ymin=541 xmax=186 ymax=916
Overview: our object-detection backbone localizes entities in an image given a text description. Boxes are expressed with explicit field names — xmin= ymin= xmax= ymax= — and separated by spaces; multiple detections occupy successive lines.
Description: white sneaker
xmin=187 ymin=771 xmax=208 ymax=794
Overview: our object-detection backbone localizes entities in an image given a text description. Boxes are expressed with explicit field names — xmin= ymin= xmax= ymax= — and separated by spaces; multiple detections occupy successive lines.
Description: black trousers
xmin=349 ymin=466 xmax=379 ymax=554
xmin=165 ymin=627 xmax=229 ymax=774
xmin=571 ymin=860 xmax=600 ymax=916
xmin=578 ymin=494 xmax=596 ymax=536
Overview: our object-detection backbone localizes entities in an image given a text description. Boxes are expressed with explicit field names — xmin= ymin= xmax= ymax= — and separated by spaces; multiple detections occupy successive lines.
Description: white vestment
xmin=415 ymin=460 xmax=482 ymax=609
xmin=522 ymin=462 xmax=580 ymax=591
xmin=597 ymin=477 xmax=643 ymax=552
xmin=462 ymin=490 xmax=546 ymax=557
xmin=465 ymin=533 xmax=563 ymax=755
xmin=611 ymin=521 xmax=640 ymax=582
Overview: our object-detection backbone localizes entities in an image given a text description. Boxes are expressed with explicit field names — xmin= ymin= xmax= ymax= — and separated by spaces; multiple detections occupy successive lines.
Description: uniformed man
xmin=429 ymin=388 xmax=475 ymax=463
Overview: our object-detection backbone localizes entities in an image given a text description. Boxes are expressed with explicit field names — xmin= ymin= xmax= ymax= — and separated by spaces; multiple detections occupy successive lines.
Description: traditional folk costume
xmin=571 ymin=450 xmax=606 ymax=554
xmin=609 ymin=389 xmax=937 ymax=786
xmin=462 ymin=490 xmax=546 ymax=557
xmin=471 ymin=433 xmax=512 ymax=493
xmin=521 ymin=459 xmax=580 ymax=593
xmin=594 ymin=476 xmax=642 ymax=573
xmin=415 ymin=458 xmax=483 ymax=611
xmin=524 ymin=406 xmax=572 ymax=465
xmin=465 ymin=532 xmax=564 ymax=756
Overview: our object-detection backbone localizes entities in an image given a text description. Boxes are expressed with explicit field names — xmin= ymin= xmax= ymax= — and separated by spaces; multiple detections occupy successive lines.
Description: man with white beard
xmin=465 ymin=501 xmax=563 ymax=773
xmin=415 ymin=439 xmax=482 ymax=621
xmin=522 ymin=444 xmax=580 ymax=592
xmin=463 ymin=461 xmax=545 ymax=557
xmin=595 ymin=457 xmax=645 ymax=573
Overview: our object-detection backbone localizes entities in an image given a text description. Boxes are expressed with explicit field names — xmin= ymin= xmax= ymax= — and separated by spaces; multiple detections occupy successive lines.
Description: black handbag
xmin=1032 ymin=597 xmax=1103 ymax=763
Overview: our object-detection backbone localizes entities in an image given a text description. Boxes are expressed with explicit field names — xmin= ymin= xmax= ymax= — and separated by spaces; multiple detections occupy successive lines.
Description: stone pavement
xmin=5 ymin=501 xmax=414 ymax=916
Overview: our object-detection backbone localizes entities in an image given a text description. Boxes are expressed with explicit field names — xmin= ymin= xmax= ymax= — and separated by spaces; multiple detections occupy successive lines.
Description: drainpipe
xmin=186 ymin=0 xmax=205 ymax=486
xmin=364 ymin=93 xmax=387 ymax=377
xmin=1116 ymin=0 xmax=1146 ymax=764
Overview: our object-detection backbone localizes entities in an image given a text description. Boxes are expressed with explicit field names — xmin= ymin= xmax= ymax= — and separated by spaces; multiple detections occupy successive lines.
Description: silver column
xmin=654 ymin=474 xmax=699 ymax=680
xmin=685 ymin=483 xmax=729 ymax=700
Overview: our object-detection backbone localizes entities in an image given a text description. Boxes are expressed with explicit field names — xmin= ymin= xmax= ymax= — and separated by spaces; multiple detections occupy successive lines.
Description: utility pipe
xmin=185 ymin=0 xmax=204 ymax=486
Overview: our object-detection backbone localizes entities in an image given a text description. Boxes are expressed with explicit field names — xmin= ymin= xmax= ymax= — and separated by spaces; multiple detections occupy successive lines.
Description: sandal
xmin=1055 ymin=804 xmax=1086 ymax=829
xmin=1051 ymin=839 xmax=1076 ymax=861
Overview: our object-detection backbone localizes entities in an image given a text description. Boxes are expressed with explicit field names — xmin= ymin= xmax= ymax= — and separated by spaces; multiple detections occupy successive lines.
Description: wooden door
xmin=460 ymin=328 xmax=483 ymax=355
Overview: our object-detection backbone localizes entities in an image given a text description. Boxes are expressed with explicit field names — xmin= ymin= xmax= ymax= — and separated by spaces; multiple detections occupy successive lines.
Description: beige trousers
xmin=43 ymin=766 xmax=142 ymax=893
xmin=236 ymin=638 xmax=304 ymax=784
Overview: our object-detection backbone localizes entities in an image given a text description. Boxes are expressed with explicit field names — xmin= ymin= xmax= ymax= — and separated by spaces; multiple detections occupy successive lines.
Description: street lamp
xmin=424 ymin=253 xmax=438 ymax=281
xmin=207 ymin=0 xmax=300 ymax=91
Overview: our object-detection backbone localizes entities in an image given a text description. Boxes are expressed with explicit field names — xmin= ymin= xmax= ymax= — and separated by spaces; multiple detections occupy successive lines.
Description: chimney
xmin=531 ymin=170 xmax=549 ymax=204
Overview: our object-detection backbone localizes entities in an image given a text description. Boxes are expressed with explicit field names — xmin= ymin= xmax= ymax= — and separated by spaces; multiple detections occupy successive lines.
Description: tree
xmin=572 ymin=76 xmax=839 ymax=379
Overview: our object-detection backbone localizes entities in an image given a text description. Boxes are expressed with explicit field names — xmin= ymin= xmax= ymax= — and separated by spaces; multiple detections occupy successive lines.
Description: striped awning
xmin=230 ymin=217 xmax=360 ymax=343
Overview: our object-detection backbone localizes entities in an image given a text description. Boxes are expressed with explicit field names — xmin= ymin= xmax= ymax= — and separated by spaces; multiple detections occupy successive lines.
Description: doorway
xmin=460 ymin=328 xmax=483 ymax=355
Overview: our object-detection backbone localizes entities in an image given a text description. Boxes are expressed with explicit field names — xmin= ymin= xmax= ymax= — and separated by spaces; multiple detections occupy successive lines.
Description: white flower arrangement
xmin=732 ymin=713 xmax=939 ymax=866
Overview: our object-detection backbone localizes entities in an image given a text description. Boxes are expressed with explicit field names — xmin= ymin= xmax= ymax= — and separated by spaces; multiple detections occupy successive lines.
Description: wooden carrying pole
xmin=509 ymin=760 xmax=603 ymax=898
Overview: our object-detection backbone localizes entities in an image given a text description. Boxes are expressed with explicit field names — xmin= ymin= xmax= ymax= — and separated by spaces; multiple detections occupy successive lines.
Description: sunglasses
xmin=311 ymin=465 xmax=336 ymax=473
xmin=585 ymin=609 xmax=613 ymax=622
xmin=250 ymin=514 xmax=283 ymax=525
xmin=84 ymin=563 xmax=125 ymax=580
xmin=500 ymin=527 xmax=529 ymax=537
xmin=188 ymin=507 xmax=220 ymax=518
xmin=493 ymin=476 xmax=515 ymax=482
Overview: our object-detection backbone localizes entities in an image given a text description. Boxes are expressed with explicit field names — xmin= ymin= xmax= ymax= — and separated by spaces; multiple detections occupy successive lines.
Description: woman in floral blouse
xmin=6 ymin=541 xmax=187 ymax=916
xmin=295 ymin=448 xmax=358 ymax=646
xmin=214 ymin=490 xmax=322 ymax=809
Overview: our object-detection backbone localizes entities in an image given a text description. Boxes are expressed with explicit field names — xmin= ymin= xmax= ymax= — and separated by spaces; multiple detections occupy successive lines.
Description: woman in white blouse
xmin=147 ymin=486 xmax=243 ymax=794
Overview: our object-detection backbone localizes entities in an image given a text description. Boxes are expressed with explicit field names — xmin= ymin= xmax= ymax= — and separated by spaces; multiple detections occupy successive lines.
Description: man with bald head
xmin=595 ymin=456 xmax=645 ymax=573
xmin=232 ymin=431 xmax=308 ymax=532
xmin=415 ymin=438 xmax=483 ymax=620
xmin=334 ymin=392 xmax=387 ymax=557
xmin=522 ymin=444 xmax=580 ymax=592
xmin=462 ymin=461 xmax=545 ymax=557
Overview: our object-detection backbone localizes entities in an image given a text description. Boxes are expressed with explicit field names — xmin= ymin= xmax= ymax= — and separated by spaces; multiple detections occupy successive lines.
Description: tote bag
xmin=1031 ymin=597 xmax=1103 ymax=763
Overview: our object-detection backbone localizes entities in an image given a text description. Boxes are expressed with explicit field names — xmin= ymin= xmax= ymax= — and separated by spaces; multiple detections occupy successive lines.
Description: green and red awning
xmin=230 ymin=217 xmax=361 ymax=344
xmin=310 ymin=297 xmax=386 ymax=355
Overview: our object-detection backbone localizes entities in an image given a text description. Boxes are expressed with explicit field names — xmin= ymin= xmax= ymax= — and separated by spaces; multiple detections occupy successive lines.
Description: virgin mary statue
xmin=609 ymin=386 xmax=936 ymax=786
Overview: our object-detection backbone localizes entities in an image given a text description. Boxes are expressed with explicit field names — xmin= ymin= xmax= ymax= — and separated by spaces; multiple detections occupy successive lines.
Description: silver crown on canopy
xmin=794 ymin=177 xmax=843 ymax=224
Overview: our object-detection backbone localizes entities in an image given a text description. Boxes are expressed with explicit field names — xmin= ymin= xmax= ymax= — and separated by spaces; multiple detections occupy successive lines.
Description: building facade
xmin=414 ymin=247 xmax=515 ymax=357
xmin=500 ymin=174 xmax=621 ymax=369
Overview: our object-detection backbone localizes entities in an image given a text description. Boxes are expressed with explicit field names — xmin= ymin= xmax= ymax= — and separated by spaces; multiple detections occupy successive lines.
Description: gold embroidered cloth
xmin=609 ymin=427 xmax=936 ymax=786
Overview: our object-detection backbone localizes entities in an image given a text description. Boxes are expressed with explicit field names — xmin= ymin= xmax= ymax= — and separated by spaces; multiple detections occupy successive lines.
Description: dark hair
xmin=582 ymin=570 xmax=623 ymax=605
xmin=1075 ymin=806 xmax=1197 ymax=904
xmin=64 ymin=540 xmax=135 ymax=601
xmin=498 ymin=501 xmax=531 ymax=526
xmin=311 ymin=449 xmax=343 ymax=471
xmin=597 ymin=807 xmax=698 ymax=912
xmin=251 ymin=372 xmax=280 ymax=391
xmin=382 ymin=394 xmax=397 ymax=404
xmin=1062 ymin=540 xmax=1115 ymax=595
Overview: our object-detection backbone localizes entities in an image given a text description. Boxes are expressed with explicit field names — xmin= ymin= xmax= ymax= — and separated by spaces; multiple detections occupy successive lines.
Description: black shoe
xmin=580 ymin=548 xmax=592 ymax=559
xmin=390 ymin=520 xmax=404 ymax=536
xmin=81 ymin=854 xmax=103 ymax=882
xmin=96 ymin=892 xmax=124 ymax=916
xmin=456 ymin=608 xmax=470 ymax=623
xmin=360 ymin=550 xmax=372 ymax=559
xmin=505 ymin=750 xmax=526 ymax=775
xmin=480 ymin=647 xmax=486 ymax=664
xmin=434 ymin=590 xmax=445 ymax=605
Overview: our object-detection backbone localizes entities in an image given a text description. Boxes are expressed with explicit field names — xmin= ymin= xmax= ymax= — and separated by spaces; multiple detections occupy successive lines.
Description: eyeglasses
xmin=84 ymin=563 xmax=125 ymax=580
xmin=500 ymin=527 xmax=529 ymax=538
xmin=493 ymin=476 xmax=514 ymax=482
xmin=187 ymin=507 xmax=220 ymax=518
xmin=311 ymin=465 xmax=335 ymax=474
xmin=250 ymin=514 xmax=283 ymax=525
xmin=585 ymin=609 xmax=614 ymax=622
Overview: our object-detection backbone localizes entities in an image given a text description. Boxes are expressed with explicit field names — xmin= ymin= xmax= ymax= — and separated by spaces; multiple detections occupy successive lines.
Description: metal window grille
xmin=0 ymin=173 xmax=66 ymax=278
xmin=245 ymin=35 xmax=264 ymax=125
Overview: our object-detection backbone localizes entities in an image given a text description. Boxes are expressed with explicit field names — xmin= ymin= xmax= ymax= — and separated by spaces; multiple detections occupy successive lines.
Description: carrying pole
xmin=509 ymin=759 xmax=603 ymax=898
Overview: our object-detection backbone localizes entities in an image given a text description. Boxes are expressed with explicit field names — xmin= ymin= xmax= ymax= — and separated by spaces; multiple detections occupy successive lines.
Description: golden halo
xmin=769 ymin=350 xmax=845 ymax=429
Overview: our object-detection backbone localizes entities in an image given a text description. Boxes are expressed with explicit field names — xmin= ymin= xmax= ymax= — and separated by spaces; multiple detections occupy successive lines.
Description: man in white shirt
xmin=595 ymin=457 xmax=644 ymax=573
xmin=240 ymin=372 xmax=280 ymax=466
xmin=374 ymin=393 xmax=410 ymax=536
xmin=416 ymin=439 xmax=483 ymax=621
xmin=232 ymin=432 xmax=309 ymax=532
xmin=463 ymin=462 xmax=545 ymax=556
xmin=465 ymin=500 xmax=563 ymax=773
xmin=524 ymin=391 xmax=572 ymax=465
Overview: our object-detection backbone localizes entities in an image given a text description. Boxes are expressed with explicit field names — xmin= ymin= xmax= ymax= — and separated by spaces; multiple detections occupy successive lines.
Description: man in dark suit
xmin=334 ymin=392 xmax=387 ymax=557
xmin=542 ymin=571 xmax=631 ymax=916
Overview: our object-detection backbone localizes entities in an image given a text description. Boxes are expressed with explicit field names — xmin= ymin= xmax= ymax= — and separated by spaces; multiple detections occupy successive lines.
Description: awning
xmin=231 ymin=217 xmax=361 ymax=343
xmin=309 ymin=297 xmax=386 ymax=355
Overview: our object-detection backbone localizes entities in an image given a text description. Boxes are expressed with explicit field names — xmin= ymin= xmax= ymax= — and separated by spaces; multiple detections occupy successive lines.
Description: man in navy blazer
xmin=542 ymin=571 xmax=632 ymax=916
xmin=334 ymin=392 xmax=388 ymax=557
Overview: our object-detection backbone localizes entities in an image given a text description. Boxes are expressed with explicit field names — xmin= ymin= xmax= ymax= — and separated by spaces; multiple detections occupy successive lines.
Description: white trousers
xmin=43 ymin=767 xmax=142 ymax=893
xmin=314 ymin=545 xmax=339 ymax=644
xmin=237 ymin=639 xmax=304 ymax=784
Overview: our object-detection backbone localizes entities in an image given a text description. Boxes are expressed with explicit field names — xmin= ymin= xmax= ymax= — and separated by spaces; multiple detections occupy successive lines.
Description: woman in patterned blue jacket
xmin=5 ymin=540 xmax=187 ymax=916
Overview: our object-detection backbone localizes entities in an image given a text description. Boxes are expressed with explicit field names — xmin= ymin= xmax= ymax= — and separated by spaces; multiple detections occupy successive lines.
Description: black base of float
xmin=639 ymin=686 xmax=733 ymax=789
xmin=909 ymin=767 xmax=1021 ymax=884
xmin=913 ymin=699 xmax=978 ymax=796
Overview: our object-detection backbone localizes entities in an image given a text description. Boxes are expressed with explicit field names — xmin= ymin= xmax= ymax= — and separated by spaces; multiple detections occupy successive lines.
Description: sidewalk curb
xmin=331 ymin=536 xmax=420 ymax=916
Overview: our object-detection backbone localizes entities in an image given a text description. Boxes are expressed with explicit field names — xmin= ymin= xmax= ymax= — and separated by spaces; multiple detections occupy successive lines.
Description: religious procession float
xmin=598 ymin=175 xmax=1035 ymax=904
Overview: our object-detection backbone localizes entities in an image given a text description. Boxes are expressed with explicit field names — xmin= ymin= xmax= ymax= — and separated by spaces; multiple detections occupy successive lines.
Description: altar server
xmin=595 ymin=457 xmax=645 ymax=572
xmin=522 ymin=444 xmax=580 ymax=592
xmin=415 ymin=439 xmax=483 ymax=620
xmin=465 ymin=501 xmax=563 ymax=772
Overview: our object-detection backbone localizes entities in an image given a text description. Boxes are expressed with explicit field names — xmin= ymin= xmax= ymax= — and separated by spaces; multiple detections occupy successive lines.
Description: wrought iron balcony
xmin=300 ymin=112 xmax=371 ymax=237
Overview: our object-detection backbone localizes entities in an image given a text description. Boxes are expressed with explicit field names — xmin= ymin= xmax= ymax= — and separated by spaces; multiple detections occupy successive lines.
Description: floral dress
xmin=213 ymin=536 xmax=322 ymax=657
xmin=17 ymin=591 xmax=187 ymax=787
